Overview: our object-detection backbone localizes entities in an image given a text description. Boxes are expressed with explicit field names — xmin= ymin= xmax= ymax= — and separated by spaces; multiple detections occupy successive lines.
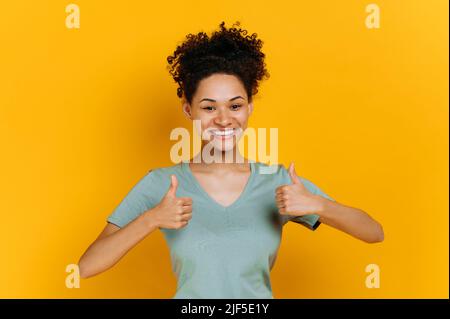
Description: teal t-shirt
xmin=107 ymin=161 xmax=335 ymax=299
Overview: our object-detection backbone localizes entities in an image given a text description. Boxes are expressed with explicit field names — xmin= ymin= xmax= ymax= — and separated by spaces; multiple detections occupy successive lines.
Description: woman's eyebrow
xmin=199 ymin=96 xmax=245 ymax=103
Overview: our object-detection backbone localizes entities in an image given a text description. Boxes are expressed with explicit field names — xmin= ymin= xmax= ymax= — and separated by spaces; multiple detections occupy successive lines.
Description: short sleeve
xmin=107 ymin=170 xmax=159 ymax=228
xmin=279 ymin=165 xmax=335 ymax=231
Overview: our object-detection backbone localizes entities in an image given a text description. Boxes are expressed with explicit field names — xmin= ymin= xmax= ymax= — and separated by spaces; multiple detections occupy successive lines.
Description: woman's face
xmin=182 ymin=73 xmax=253 ymax=155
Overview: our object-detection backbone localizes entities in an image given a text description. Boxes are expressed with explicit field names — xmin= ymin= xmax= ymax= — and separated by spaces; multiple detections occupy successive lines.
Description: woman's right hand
xmin=150 ymin=174 xmax=193 ymax=229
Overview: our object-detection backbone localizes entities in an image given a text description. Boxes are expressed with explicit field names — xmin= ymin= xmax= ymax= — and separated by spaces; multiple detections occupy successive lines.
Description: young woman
xmin=78 ymin=21 xmax=384 ymax=299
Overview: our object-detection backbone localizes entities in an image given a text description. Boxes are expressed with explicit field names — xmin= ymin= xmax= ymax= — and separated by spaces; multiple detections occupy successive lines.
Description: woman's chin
xmin=210 ymin=140 xmax=237 ymax=155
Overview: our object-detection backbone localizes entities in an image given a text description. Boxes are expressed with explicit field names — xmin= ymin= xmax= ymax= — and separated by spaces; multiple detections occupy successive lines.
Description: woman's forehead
xmin=194 ymin=77 xmax=247 ymax=103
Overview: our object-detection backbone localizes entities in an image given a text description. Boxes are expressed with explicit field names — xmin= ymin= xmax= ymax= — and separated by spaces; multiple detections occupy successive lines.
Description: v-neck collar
xmin=181 ymin=160 xmax=256 ymax=211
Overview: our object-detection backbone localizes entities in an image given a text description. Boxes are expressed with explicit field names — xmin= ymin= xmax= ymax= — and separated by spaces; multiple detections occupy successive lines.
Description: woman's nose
xmin=214 ymin=110 xmax=233 ymax=126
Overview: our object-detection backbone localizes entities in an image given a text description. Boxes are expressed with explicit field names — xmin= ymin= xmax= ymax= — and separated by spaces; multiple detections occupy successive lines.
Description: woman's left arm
xmin=315 ymin=197 xmax=384 ymax=243
xmin=276 ymin=162 xmax=384 ymax=244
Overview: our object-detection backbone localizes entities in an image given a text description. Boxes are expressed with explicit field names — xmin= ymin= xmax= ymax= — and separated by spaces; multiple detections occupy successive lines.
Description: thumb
xmin=166 ymin=174 xmax=178 ymax=197
xmin=288 ymin=162 xmax=301 ymax=184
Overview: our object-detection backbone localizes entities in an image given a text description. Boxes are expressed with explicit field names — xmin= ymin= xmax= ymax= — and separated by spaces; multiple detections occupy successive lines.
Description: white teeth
xmin=212 ymin=129 xmax=235 ymax=136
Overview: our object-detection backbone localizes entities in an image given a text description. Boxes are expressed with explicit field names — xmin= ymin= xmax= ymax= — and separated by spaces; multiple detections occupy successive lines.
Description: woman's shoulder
xmin=146 ymin=162 xmax=184 ymax=179
xmin=255 ymin=161 xmax=331 ymax=198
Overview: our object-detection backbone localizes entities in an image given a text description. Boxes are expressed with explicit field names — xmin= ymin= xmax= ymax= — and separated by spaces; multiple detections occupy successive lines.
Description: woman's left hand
xmin=275 ymin=162 xmax=325 ymax=217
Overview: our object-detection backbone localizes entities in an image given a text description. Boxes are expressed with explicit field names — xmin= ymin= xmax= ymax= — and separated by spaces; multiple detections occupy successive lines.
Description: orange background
xmin=0 ymin=0 xmax=448 ymax=298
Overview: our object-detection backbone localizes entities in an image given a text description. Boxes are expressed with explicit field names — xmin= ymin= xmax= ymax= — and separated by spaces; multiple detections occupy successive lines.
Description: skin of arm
xmin=315 ymin=196 xmax=384 ymax=243
xmin=78 ymin=210 xmax=158 ymax=279
xmin=276 ymin=162 xmax=384 ymax=244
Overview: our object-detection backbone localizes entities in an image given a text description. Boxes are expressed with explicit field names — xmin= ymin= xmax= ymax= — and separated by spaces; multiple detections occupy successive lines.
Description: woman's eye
xmin=231 ymin=104 xmax=242 ymax=110
xmin=203 ymin=106 xmax=215 ymax=111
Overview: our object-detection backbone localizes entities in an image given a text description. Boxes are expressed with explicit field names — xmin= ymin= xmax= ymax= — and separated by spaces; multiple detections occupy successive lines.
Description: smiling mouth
xmin=209 ymin=128 xmax=238 ymax=139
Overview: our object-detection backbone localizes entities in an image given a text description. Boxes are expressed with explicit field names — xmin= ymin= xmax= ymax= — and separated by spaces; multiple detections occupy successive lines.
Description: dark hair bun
xmin=167 ymin=21 xmax=270 ymax=104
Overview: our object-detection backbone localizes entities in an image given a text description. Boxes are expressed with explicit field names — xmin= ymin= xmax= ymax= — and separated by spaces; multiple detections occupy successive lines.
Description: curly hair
xmin=166 ymin=21 xmax=270 ymax=105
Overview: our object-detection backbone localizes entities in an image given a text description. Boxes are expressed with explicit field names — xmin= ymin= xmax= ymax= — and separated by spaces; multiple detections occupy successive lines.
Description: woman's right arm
xmin=78 ymin=209 xmax=159 ymax=279
xmin=78 ymin=174 xmax=192 ymax=279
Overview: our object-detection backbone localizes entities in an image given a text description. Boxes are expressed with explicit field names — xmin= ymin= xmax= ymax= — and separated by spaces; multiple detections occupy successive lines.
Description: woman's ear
xmin=248 ymin=102 xmax=254 ymax=116
xmin=182 ymin=99 xmax=192 ymax=119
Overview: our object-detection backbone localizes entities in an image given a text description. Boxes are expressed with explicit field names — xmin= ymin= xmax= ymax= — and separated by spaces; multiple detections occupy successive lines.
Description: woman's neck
xmin=188 ymin=147 xmax=251 ymax=172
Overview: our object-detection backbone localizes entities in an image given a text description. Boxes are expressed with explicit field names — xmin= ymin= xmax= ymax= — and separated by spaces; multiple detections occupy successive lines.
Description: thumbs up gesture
xmin=153 ymin=174 xmax=193 ymax=229
xmin=275 ymin=162 xmax=325 ymax=217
